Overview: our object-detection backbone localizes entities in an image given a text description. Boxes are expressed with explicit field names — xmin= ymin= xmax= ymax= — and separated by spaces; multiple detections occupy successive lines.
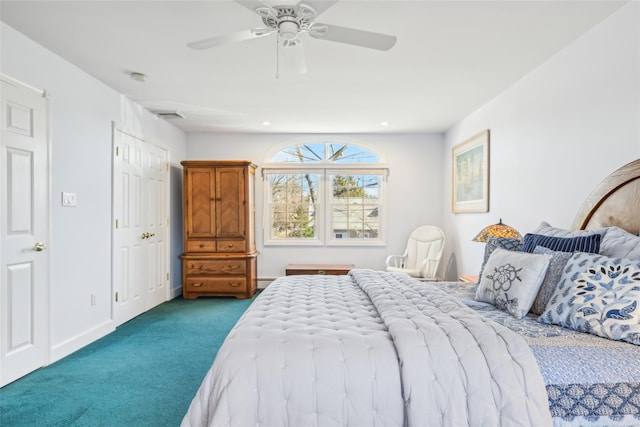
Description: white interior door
xmin=0 ymin=77 xmax=50 ymax=387
xmin=142 ymin=143 xmax=169 ymax=309
xmin=112 ymin=127 xmax=169 ymax=326
xmin=112 ymin=129 xmax=145 ymax=325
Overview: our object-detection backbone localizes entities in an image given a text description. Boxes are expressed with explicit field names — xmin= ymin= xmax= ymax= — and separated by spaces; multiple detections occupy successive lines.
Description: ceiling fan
xmin=187 ymin=0 xmax=397 ymax=74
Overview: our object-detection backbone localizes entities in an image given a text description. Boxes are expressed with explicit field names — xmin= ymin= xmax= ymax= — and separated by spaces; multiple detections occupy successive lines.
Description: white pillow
xmin=476 ymin=248 xmax=551 ymax=319
xmin=600 ymin=226 xmax=640 ymax=261
xmin=533 ymin=221 xmax=605 ymax=238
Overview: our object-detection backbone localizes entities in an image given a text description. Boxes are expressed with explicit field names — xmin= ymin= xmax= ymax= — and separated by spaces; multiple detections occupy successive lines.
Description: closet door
xmin=112 ymin=128 xmax=169 ymax=326
xmin=142 ymin=143 xmax=169 ymax=309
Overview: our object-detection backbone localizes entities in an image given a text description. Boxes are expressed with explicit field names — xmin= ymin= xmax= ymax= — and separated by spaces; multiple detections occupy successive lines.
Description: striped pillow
xmin=522 ymin=233 xmax=601 ymax=254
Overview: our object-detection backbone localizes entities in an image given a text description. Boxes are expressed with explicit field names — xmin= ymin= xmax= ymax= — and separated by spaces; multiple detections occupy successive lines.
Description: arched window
xmin=262 ymin=142 xmax=388 ymax=246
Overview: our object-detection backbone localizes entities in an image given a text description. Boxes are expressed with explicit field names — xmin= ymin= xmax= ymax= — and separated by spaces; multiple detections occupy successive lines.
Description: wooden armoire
xmin=180 ymin=160 xmax=258 ymax=299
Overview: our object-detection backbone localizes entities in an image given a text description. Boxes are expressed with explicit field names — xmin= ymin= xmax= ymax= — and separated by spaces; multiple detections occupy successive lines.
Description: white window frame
xmin=263 ymin=163 xmax=388 ymax=247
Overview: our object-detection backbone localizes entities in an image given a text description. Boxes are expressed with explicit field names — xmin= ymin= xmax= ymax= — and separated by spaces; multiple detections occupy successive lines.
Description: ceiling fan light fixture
xmin=278 ymin=19 xmax=299 ymax=40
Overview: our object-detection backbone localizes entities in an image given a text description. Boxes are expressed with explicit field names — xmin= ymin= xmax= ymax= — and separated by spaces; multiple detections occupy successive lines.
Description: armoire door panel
xmin=216 ymin=167 xmax=245 ymax=238
xmin=186 ymin=168 xmax=216 ymax=237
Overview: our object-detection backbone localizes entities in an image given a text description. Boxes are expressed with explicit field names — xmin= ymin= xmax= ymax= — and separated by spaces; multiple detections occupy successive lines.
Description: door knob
xmin=33 ymin=242 xmax=47 ymax=251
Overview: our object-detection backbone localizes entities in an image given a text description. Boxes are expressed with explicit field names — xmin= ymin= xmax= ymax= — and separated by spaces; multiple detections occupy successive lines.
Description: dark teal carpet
xmin=0 ymin=296 xmax=255 ymax=427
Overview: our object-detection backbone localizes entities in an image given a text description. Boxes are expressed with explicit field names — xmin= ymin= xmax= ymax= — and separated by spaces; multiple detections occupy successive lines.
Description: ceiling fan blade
xmin=298 ymin=0 xmax=338 ymax=17
xmin=234 ymin=0 xmax=277 ymax=18
xmin=309 ymin=24 xmax=397 ymax=51
xmin=280 ymin=40 xmax=307 ymax=75
xmin=187 ymin=28 xmax=272 ymax=50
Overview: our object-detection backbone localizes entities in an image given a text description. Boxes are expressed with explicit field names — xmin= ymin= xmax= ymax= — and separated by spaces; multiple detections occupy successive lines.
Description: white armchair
xmin=385 ymin=226 xmax=445 ymax=280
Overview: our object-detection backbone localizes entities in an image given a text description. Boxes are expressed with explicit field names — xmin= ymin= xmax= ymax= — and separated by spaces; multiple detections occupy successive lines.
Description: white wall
xmin=187 ymin=133 xmax=445 ymax=280
xmin=443 ymin=2 xmax=640 ymax=279
xmin=1 ymin=23 xmax=188 ymax=361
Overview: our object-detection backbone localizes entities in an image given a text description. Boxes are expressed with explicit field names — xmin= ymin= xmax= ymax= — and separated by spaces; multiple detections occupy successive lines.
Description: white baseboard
xmin=49 ymin=320 xmax=114 ymax=364
xmin=257 ymin=277 xmax=277 ymax=289
xmin=169 ymin=286 xmax=182 ymax=299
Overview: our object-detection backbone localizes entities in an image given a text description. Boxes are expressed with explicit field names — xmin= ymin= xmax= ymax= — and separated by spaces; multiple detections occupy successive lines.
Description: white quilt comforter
xmin=182 ymin=270 xmax=551 ymax=427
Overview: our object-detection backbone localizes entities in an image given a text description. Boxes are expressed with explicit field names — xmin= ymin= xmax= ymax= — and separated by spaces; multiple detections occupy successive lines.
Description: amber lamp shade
xmin=472 ymin=219 xmax=522 ymax=242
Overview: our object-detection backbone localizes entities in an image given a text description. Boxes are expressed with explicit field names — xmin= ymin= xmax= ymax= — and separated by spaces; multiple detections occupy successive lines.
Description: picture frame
xmin=452 ymin=130 xmax=490 ymax=213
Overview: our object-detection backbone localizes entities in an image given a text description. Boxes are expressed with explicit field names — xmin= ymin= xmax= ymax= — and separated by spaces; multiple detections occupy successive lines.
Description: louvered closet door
xmin=0 ymin=77 xmax=49 ymax=387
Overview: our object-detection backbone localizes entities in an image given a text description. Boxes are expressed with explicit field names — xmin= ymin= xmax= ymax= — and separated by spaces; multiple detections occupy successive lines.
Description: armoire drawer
xmin=186 ymin=240 xmax=216 ymax=252
xmin=184 ymin=277 xmax=246 ymax=293
xmin=184 ymin=259 xmax=246 ymax=276
xmin=217 ymin=240 xmax=245 ymax=252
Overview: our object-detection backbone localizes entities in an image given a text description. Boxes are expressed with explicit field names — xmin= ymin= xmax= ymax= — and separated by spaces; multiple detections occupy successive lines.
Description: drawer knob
xmin=229 ymin=282 xmax=241 ymax=287
xmin=317 ymin=270 xmax=326 ymax=275
xmin=193 ymin=282 xmax=203 ymax=287
xmin=199 ymin=243 xmax=205 ymax=248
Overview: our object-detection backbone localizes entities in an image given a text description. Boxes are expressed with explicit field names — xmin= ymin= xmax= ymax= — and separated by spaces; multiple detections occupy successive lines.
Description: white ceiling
xmin=0 ymin=0 xmax=626 ymax=134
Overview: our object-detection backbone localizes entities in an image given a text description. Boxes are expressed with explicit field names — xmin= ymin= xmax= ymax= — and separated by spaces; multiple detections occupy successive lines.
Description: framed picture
xmin=452 ymin=130 xmax=490 ymax=213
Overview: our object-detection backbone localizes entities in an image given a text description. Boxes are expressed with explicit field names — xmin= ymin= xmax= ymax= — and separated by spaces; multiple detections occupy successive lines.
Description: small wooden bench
xmin=285 ymin=264 xmax=355 ymax=276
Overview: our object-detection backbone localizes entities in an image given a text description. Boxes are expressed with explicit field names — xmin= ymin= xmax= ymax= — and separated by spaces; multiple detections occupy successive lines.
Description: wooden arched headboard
xmin=571 ymin=158 xmax=640 ymax=234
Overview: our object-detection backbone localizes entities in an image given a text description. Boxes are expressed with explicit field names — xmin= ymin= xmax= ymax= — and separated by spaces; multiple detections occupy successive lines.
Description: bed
xmin=182 ymin=159 xmax=640 ymax=427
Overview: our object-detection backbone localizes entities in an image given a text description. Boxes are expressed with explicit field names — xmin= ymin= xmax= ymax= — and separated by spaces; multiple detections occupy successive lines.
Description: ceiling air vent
xmin=154 ymin=111 xmax=184 ymax=119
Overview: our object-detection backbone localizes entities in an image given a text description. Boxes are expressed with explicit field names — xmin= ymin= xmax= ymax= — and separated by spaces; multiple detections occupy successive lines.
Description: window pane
xmin=329 ymin=173 xmax=380 ymax=241
xmin=270 ymin=143 xmax=325 ymax=163
xmin=329 ymin=144 xmax=379 ymax=163
xmin=268 ymin=172 xmax=319 ymax=240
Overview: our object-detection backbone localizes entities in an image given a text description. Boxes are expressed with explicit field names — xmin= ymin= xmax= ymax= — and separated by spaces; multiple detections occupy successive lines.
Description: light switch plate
xmin=62 ymin=192 xmax=77 ymax=207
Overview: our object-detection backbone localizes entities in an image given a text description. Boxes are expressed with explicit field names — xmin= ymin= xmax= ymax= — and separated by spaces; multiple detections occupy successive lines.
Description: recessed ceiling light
xmin=380 ymin=121 xmax=389 ymax=127
xmin=262 ymin=121 xmax=271 ymax=126
xmin=130 ymin=72 xmax=147 ymax=82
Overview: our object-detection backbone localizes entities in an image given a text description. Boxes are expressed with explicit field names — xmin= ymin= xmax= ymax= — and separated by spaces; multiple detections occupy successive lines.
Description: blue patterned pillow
xmin=531 ymin=246 xmax=573 ymax=315
xmin=476 ymin=236 xmax=523 ymax=284
xmin=476 ymin=248 xmax=551 ymax=319
xmin=539 ymin=252 xmax=640 ymax=345
xmin=522 ymin=233 xmax=601 ymax=254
